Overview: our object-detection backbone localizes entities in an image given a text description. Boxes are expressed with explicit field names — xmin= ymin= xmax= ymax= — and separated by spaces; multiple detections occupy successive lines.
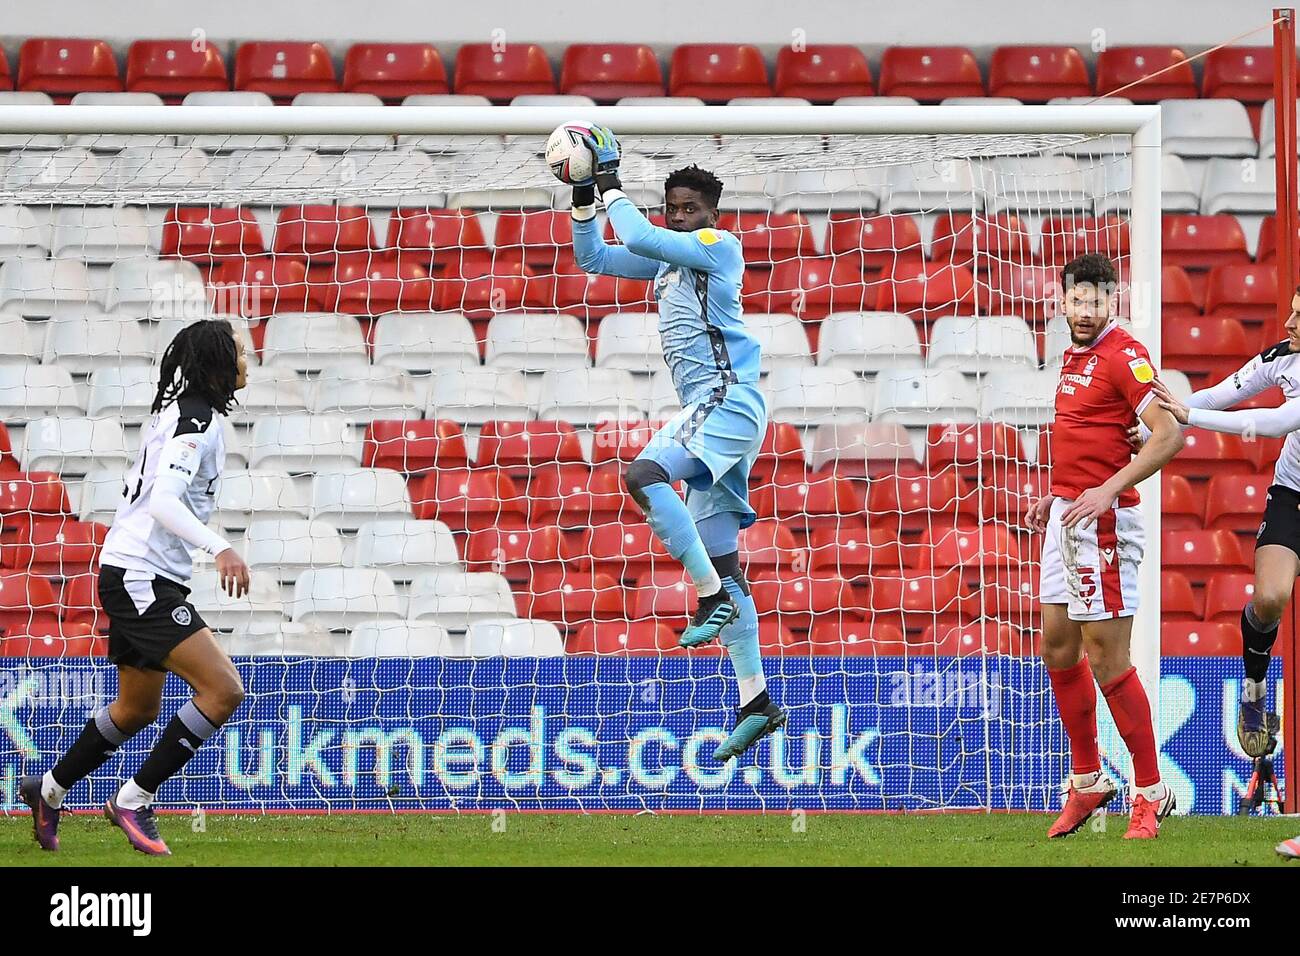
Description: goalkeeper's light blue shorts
xmin=636 ymin=382 xmax=767 ymax=530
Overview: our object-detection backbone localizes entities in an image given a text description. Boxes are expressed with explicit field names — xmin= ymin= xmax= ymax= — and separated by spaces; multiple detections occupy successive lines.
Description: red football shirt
xmin=1051 ymin=322 xmax=1157 ymax=507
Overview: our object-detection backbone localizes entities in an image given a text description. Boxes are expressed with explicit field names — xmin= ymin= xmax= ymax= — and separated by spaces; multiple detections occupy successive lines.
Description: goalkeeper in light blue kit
xmin=570 ymin=126 xmax=786 ymax=761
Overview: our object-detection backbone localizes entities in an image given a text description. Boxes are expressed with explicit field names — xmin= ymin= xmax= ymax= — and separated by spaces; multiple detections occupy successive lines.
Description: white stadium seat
xmin=212 ymin=470 xmax=312 ymax=533
xmin=346 ymin=621 xmax=455 ymax=656
xmin=21 ymin=416 xmax=130 ymax=475
xmin=347 ymin=519 xmax=461 ymax=585
xmin=0 ymin=206 xmax=49 ymax=258
xmin=647 ymin=371 xmax=683 ymax=419
xmin=289 ymin=93 xmax=392 ymax=152
xmin=248 ymin=415 xmax=361 ymax=472
xmin=220 ymin=148 xmax=335 ymax=200
xmin=485 ymin=312 xmax=589 ymax=372
xmin=408 ymin=571 xmax=517 ymax=631
xmin=4 ymin=148 xmax=105 ymax=193
xmin=309 ymin=467 xmax=413 ymax=532
xmin=151 ymin=315 xmax=258 ymax=363
xmin=979 ymin=156 xmax=1091 ymax=213
xmin=775 ymin=166 xmax=888 ymax=213
xmin=0 ymin=366 xmax=82 ymax=419
xmin=1200 ymin=157 xmax=1276 ymax=215
xmin=979 ymin=369 xmax=1058 ymax=426
xmin=426 ymin=367 xmax=532 ymax=425
xmin=50 ymin=206 xmax=153 ymax=263
xmin=243 ymin=518 xmax=346 ymax=583
xmin=0 ymin=259 xmax=95 ymax=317
xmin=447 ymin=146 xmax=560 ymax=210
xmin=85 ymin=366 xmax=158 ymax=423
xmin=262 ymin=312 xmax=368 ymax=373
xmin=1159 ymin=99 xmax=1256 ymax=158
xmin=744 ymin=313 xmax=814 ymax=368
xmin=594 ymin=312 xmax=664 ymax=372
xmin=872 ymin=368 xmax=979 ymax=425
xmin=1086 ymin=153 xmax=1203 ymax=215
xmin=310 ymin=366 xmax=425 ymax=424
xmin=292 ymin=568 xmax=402 ymax=630
xmin=817 ymin=311 xmax=923 ymax=373
xmin=177 ymin=91 xmax=288 ymax=152
xmin=0 ymin=92 xmax=62 ymax=150
xmin=43 ymin=315 xmax=154 ymax=373
xmin=223 ymin=621 xmax=338 ymax=657
xmin=881 ymin=161 xmax=980 ymax=214
xmin=617 ymin=97 xmax=706 ymax=159
xmin=79 ymin=469 xmax=126 ymax=525
xmin=808 ymin=422 xmax=920 ymax=473
xmin=764 ymin=367 xmax=873 ymax=426
xmin=333 ymin=149 xmax=443 ymax=208
xmin=220 ymin=418 xmax=249 ymax=470
xmin=110 ymin=145 xmax=216 ymax=194
xmin=397 ymin=94 xmax=498 ymax=154
xmin=536 ymin=368 xmax=645 ymax=425
xmin=371 ymin=312 xmax=480 ymax=372
xmin=228 ymin=367 xmax=310 ymax=423
xmin=465 ymin=619 xmax=565 ymax=657
xmin=67 ymin=92 xmax=169 ymax=152
xmin=926 ymin=315 xmax=1038 ymax=373
xmin=104 ymin=258 xmax=206 ymax=319
xmin=0 ymin=313 xmax=37 ymax=366
xmin=188 ymin=569 xmax=285 ymax=633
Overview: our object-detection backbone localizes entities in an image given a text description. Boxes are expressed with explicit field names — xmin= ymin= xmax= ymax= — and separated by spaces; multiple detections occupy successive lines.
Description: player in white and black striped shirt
xmin=19 ymin=320 xmax=251 ymax=857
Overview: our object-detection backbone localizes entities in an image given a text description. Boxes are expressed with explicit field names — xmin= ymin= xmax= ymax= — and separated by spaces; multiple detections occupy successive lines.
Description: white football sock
xmin=1071 ymin=770 xmax=1101 ymax=790
xmin=1136 ymin=780 xmax=1166 ymax=803
xmin=41 ymin=771 xmax=68 ymax=810
xmin=115 ymin=778 xmax=156 ymax=811
xmin=738 ymin=674 xmax=767 ymax=707
xmin=1242 ymin=678 xmax=1266 ymax=703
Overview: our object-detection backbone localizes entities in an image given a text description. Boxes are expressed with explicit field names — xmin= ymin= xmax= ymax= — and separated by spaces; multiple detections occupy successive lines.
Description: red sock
xmin=1047 ymin=657 xmax=1101 ymax=776
xmin=1101 ymin=666 xmax=1160 ymax=788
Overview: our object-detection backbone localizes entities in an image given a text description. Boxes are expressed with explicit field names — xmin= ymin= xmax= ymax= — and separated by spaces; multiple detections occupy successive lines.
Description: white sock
xmin=1071 ymin=770 xmax=1101 ymax=790
xmin=1136 ymin=780 xmax=1166 ymax=803
xmin=1242 ymin=678 xmax=1266 ymax=703
xmin=41 ymin=771 xmax=68 ymax=810
xmin=694 ymin=569 xmax=723 ymax=600
xmin=115 ymin=778 xmax=156 ymax=811
xmin=738 ymin=674 xmax=767 ymax=707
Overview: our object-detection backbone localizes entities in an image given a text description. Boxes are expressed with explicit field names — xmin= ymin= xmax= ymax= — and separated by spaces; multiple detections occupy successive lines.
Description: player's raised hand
xmin=1153 ymin=379 xmax=1190 ymax=425
xmin=1060 ymin=486 xmax=1117 ymax=529
xmin=215 ymin=547 xmax=250 ymax=598
xmin=580 ymin=125 xmax=621 ymax=173
xmin=1027 ymin=494 xmax=1054 ymax=533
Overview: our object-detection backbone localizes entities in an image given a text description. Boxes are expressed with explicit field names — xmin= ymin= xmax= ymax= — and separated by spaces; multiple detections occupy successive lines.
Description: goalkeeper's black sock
xmin=47 ymin=707 xmax=133 ymax=806
xmin=1241 ymin=602 xmax=1279 ymax=687
xmin=132 ymin=701 xmax=220 ymax=795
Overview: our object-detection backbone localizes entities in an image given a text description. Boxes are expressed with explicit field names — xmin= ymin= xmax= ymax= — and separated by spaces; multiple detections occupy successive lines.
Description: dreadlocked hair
xmin=152 ymin=319 xmax=240 ymax=415
xmin=664 ymin=164 xmax=724 ymax=209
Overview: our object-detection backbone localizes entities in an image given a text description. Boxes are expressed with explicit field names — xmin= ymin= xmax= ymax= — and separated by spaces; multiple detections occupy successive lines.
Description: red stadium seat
xmin=1253 ymin=215 xmax=1300 ymax=265
xmin=989 ymin=46 xmax=1090 ymax=101
xmin=589 ymin=420 xmax=656 ymax=467
xmin=126 ymin=40 xmax=228 ymax=100
xmin=1200 ymin=46 xmax=1276 ymax=102
xmin=916 ymin=523 xmax=1021 ymax=572
xmin=210 ymin=255 xmax=312 ymax=318
xmin=330 ymin=254 xmax=437 ymax=316
xmin=387 ymin=208 xmax=491 ymax=278
xmin=552 ymin=270 xmax=651 ymax=318
xmin=1162 ymin=529 xmax=1250 ymax=586
xmin=758 ymin=620 xmax=804 ymax=654
xmin=162 ymin=207 xmax=265 ymax=265
xmin=752 ymin=422 xmax=808 ymax=487
xmin=560 ymin=44 xmax=664 ymax=101
xmin=807 ymin=527 xmax=905 ymax=579
xmin=760 ymin=256 xmax=874 ymax=319
xmin=437 ymin=258 xmax=546 ymax=318
xmin=1 ymin=518 xmax=106 ymax=577
xmin=926 ymin=423 xmax=1024 ymax=481
xmin=774 ymin=45 xmax=874 ymax=102
xmin=523 ymin=570 xmax=625 ymax=632
xmin=1204 ymin=474 xmax=1270 ymax=532
xmin=915 ymin=623 xmax=1024 ymax=656
xmin=1162 ymin=265 xmax=1201 ymax=319
xmin=60 ymin=572 xmax=106 ymax=633
xmin=1162 ymin=215 xmax=1251 ymax=272
xmin=343 ymin=43 xmax=448 ymax=100
xmin=527 ymin=463 xmax=638 ymax=528
xmin=1161 ymin=570 xmax=1200 ymax=622
xmin=866 ymin=569 xmax=965 ymax=633
xmin=669 ymin=44 xmax=770 ymax=101
xmin=0 ymin=473 xmax=72 ymax=543
xmin=982 ymin=262 xmax=1059 ymax=324
xmin=1203 ymin=264 xmax=1278 ymax=323
xmin=750 ymin=572 xmax=863 ymax=633
xmin=981 ymin=469 xmax=1051 ymax=526
xmin=410 ymin=467 xmax=527 ymax=531
xmin=18 ymin=38 xmax=122 ymax=99
xmin=0 ymin=49 xmax=11 ymax=90
xmin=878 ymin=260 xmax=977 ymax=318
xmin=878 ymin=46 xmax=984 ymax=101
xmin=0 ymin=572 xmax=61 ymax=637
xmin=717 ymin=212 xmax=815 ymax=266
xmin=1162 ymin=317 xmax=1254 ymax=384
xmin=827 ymin=214 xmax=925 ymax=274
xmin=1161 ymin=621 xmax=1241 ymax=656
xmin=868 ymin=472 xmax=974 ymax=534
xmin=929 ymin=213 xmax=1034 ymax=271
xmin=568 ymin=620 xmax=680 ymax=655
xmin=970 ymin=562 xmax=1041 ymax=629
xmin=465 ymin=526 xmax=569 ymax=584
xmin=475 ymin=421 xmax=585 ymax=478
xmin=577 ymin=522 xmax=672 ymax=583
xmin=1161 ymin=473 xmax=1203 ymax=531
xmin=0 ymin=631 xmax=102 ymax=658
xmin=1165 ymin=430 xmax=1257 ymax=483
xmin=808 ymin=619 xmax=908 ymax=655
xmin=453 ymin=43 xmax=556 ymax=101
xmin=493 ymin=211 xmax=575 ymax=272
xmin=1095 ymin=46 xmax=1196 ymax=101
xmin=363 ymin=420 xmax=469 ymax=474
xmin=1039 ymin=215 xmax=1129 ymax=268
xmin=750 ymin=473 xmax=867 ymax=537
xmin=740 ymin=520 xmax=802 ymax=574
xmin=1204 ymin=572 xmax=1256 ymax=623
xmin=0 ymin=425 xmax=19 ymax=477
xmin=234 ymin=41 xmax=338 ymax=101
xmin=275 ymin=205 xmax=373 ymax=263
xmin=629 ymin=569 xmax=695 ymax=625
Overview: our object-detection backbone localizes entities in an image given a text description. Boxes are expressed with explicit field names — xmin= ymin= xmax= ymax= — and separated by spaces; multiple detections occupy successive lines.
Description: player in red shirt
xmin=1027 ymin=254 xmax=1186 ymax=840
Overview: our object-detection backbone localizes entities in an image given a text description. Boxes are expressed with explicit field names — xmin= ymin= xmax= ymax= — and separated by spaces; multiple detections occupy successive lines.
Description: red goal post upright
xmin=1273 ymin=7 xmax=1300 ymax=815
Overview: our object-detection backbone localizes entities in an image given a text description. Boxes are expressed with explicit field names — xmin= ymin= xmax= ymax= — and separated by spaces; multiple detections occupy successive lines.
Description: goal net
xmin=0 ymin=104 xmax=1161 ymax=812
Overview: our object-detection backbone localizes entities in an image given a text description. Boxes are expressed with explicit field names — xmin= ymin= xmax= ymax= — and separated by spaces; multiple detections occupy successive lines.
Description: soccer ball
xmin=545 ymin=121 xmax=605 ymax=185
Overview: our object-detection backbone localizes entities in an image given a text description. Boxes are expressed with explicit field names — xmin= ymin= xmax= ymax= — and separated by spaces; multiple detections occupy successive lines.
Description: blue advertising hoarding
xmin=0 ymin=656 xmax=1284 ymax=814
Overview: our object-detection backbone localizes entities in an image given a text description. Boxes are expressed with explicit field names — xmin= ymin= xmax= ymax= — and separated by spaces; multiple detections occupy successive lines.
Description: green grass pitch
xmin=3 ymin=812 xmax=1297 ymax=866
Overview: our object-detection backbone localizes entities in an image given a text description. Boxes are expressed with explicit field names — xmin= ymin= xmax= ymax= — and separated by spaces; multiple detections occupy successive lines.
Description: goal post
xmin=0 ymin=102 xmax=1169 ymax=813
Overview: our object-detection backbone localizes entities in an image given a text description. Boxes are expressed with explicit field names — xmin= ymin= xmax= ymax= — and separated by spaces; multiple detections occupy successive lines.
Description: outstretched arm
xmin=570 ymin=183 xmax=660 ymax=280
xmin=603 ymin=190 xmax=731 ymax=272
xmin=1157 ymin=378 xmax=1300 ymax=438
